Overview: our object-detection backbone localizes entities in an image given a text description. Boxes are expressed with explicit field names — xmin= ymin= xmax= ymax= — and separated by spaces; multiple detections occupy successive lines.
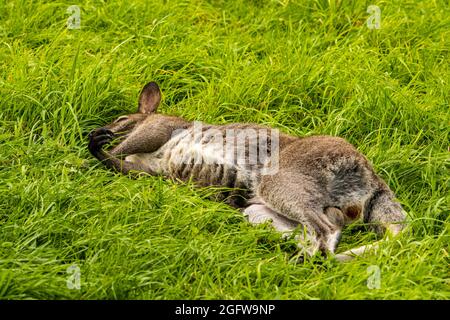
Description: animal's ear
xmin=138 ymin=82 xmax=161 ymax=114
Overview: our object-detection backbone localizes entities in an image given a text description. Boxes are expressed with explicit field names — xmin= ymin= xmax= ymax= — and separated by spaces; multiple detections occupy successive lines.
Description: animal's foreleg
xmin=88 ymin=128 xmax=157 ymax=176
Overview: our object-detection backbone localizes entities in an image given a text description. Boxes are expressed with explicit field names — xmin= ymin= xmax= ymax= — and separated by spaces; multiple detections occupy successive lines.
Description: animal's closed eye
xmin=114 ymin=116 xmax=128 ymax=123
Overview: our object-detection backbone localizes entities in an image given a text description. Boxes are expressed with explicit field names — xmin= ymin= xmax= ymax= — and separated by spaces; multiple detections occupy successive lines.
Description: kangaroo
xmin=88 ymin=82 xmax=406 ymax=262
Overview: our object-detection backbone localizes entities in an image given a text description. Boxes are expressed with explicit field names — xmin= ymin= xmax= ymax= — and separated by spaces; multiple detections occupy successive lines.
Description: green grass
xmin=0 ymin=0 xmax=449 ymax=299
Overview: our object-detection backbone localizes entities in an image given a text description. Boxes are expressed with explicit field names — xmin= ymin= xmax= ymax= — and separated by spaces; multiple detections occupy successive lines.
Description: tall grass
xmin=0 ymin=0 xmax=448 ymax=299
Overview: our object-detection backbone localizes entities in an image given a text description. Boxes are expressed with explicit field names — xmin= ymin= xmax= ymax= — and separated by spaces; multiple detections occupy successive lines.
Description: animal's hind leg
xmin=243 ymin=204 xmax=343 ymax=258
xmin=243 ymin=204 xmax=317 ymax=257
xmin=243 ymin=204 xmax=299 ymax=236
xmin=322 ymin=207 xmax=345 ymax=253
xmin=256 ymin=175 xmax=346 ymax=257
xmin=334 ymin=241 xmax=382 ymax=262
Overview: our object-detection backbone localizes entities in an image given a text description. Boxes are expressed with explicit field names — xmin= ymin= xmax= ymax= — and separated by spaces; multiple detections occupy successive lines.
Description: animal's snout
xmin=88 ymin=127 xmax=114 ymax=139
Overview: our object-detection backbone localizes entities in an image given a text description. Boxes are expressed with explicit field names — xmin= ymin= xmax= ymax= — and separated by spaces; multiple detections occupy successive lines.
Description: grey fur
xmin=88 ymin=82 xmax=406 ymax=261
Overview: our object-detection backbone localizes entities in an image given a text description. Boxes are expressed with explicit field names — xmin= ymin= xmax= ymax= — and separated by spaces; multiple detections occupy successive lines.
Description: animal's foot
xmin=88 ymin=128 xmax=114 ymax=157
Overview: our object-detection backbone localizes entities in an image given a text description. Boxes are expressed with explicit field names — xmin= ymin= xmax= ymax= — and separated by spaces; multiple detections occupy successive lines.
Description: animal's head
xmin=88 ymin=81 xmax=182 ymax=157
xmin=99 ymin=81 xmax=162 ymax=138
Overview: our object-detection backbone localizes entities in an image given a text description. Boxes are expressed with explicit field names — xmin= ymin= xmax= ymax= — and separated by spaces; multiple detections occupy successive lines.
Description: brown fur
xmin=88 ymin=82 xmax=406 ymax=261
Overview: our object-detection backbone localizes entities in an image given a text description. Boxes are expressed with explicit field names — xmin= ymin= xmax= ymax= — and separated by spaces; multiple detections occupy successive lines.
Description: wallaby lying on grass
xmin=88 ymin=82 xmax=406 ymax=262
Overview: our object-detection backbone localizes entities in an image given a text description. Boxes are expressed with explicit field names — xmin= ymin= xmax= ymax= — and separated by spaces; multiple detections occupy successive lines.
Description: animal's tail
xmin=363 ymin=188 xmax=406 ymax=237
xmin=335 ymin=189 xmax=407 ymax=262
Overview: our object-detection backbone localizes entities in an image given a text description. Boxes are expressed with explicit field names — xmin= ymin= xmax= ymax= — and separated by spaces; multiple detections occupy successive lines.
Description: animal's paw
xmin=88 ymin=128 xmax=114 ymax=156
